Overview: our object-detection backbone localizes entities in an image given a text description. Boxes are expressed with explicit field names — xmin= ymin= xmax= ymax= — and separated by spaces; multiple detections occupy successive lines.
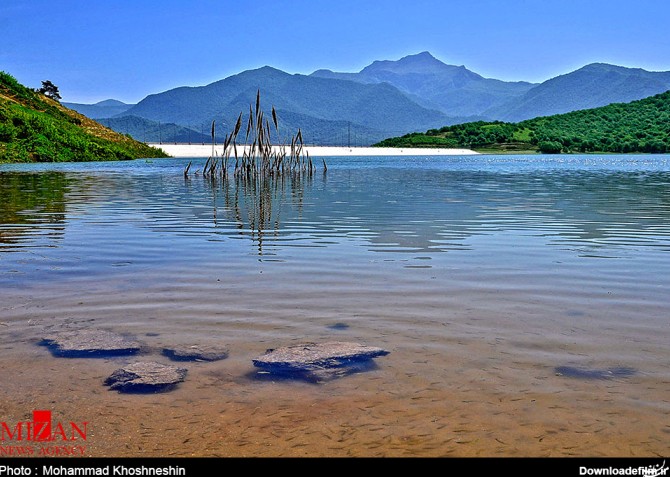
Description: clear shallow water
xmin=1 ymin=155 xmax=669 ymax=456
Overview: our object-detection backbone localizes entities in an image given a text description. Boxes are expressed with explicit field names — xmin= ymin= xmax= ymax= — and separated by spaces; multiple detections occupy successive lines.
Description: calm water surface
xmin=1 ymin=155 xmax=669 ymax=456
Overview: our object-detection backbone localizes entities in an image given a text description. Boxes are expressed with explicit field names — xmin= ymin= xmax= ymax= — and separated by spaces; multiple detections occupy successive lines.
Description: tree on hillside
xmin=38 ymin=80 xmax=61 ymax=101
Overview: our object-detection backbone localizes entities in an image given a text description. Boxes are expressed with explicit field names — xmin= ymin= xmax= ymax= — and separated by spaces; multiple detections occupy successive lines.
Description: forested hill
xmin=374 ymin=90 xmax=670 ymax=154
xmin=0 ymin=72 xmax=167 ymax=163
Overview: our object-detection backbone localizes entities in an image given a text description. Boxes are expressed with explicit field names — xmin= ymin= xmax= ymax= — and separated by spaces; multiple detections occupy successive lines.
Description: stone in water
xmin=327 ymin=322 xmax=350 ymax=330
xmin=554 ymin=365 xmax=637 ymax=380
xmin=105 ymin=362 xmax=187 ymax=393
xmin=162 ymin=345 xmax=229 ymax=362
xmin=252 ymin=341 xmax=389 ymax=382
xmin=40 ymin=329 xmax=141 ymax=358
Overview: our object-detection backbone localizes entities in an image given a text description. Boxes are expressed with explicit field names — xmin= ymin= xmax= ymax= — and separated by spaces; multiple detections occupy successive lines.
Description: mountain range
xmin=311 ymin=51 xmax=535 ymax=117
xmin=65 ymin=52 xmax=670 ymax=145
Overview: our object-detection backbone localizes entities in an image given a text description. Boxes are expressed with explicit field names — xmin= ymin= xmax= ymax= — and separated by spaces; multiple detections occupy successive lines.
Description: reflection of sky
xmin=1 ymin=156 xmax=670 ymax=264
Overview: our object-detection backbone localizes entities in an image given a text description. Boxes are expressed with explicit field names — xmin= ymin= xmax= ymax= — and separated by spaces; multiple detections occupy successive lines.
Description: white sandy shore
xmin=151 ymin=144 xmax=478 ymax=158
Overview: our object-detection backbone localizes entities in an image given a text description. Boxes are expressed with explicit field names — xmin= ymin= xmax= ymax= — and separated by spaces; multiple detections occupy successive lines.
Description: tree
xmin=38 ymin=80 xmax=61 ymax=101
xmin=537 ymin=141 xmax=563 ymax=154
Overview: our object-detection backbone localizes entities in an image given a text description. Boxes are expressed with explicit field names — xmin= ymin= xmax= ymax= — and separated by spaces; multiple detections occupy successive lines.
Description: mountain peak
xmin=225 ymin=65 xmax=291 ymax=83
xmin=362 ymin=51 xmax=455 ymax=75
xmin=578 ymin=63 xmax=647 ymax=75
xmin=254 ymin=65 xmax=288 ymax=74
xmin=95 ymin=99 xmax=129 ymax=106
xmin=402 ymin=51 xmax=438 ymax=61
xmin=487 ymin=62 xmax=670 ymax=122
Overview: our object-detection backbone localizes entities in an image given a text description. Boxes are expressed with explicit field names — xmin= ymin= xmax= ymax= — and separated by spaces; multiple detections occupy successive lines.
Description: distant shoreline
xmin=151 ymin=144 xmax=479 ymax=157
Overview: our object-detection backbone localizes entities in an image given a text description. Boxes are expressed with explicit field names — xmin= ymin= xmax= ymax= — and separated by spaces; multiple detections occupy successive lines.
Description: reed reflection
xmin=184 ymin=167 xmax=670 ymax=257
xmin=186 ymin=170 xmax=314 ymax=255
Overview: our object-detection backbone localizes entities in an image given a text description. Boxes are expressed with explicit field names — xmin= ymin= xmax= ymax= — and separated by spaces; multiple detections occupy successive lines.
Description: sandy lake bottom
xmin=1 ymin=155 xmax=668 ymax=456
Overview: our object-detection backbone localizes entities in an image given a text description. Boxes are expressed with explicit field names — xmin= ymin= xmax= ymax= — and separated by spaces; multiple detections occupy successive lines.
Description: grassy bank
xmin=375 ymin=90 xmax=670 ymax=154
xmin=0 ymin=72 xmax=168 ymax=163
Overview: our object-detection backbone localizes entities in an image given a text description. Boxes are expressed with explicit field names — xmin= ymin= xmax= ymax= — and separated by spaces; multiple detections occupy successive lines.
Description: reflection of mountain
xmin=0 ymin=172 xmax=68 ymax=247
xmin=130 ymin=163 xmax=670 ymax=257
xmin=299 ymin=168 xmax=670 ymax=255
xmin=3 ymin=163 xmax=668 ymax=258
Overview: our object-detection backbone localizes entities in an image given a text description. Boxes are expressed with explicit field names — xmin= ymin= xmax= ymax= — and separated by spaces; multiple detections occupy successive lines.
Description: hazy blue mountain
xmin=97 ymin=116 xmax=210 ymax=144
xmin=310 ymin=51 xmax=536 ymax=116
xmin=486 ymin=63 xmax=670 ymax=122
xmin=118 ymin=66 xmax=458 ymax=144
xmin=101 ymin=111 xmax=388 ymax=146
xmin=63 ymin=99 xmax=133 ymax=119
xmin=70 ymin=53 xmax=670 ymax=146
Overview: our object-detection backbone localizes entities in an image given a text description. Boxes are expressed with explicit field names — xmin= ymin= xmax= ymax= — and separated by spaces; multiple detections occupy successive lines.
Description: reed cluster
xmin=184 ymin=90 xmax=326 ymax=179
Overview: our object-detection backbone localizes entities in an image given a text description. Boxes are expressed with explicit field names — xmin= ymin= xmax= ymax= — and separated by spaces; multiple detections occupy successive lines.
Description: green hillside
xmin=375 ymin=90 xmax=670 ymax=154
xmin=0 ymin=72 xmax=168 ymax=163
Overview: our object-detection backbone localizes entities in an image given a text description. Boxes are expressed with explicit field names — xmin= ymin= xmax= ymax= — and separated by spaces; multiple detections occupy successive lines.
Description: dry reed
xmin=185 ymin=90 xmax=325 ymax=180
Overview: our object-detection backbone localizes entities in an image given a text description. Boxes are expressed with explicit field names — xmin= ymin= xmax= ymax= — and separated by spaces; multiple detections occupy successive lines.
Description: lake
xmin=1 ymin=154 xmax=668 ymax=456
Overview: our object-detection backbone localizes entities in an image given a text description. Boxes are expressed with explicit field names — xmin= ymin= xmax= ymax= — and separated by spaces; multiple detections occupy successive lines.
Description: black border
xmin=0 ymin=457 xmax=667 ymax=475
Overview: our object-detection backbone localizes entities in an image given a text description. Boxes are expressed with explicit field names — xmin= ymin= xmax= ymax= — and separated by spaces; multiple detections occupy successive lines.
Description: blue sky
xmin=2 ymin=0 xmax=669 ymax=103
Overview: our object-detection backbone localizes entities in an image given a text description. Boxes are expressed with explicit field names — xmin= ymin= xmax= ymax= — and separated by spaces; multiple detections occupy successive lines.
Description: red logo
xmin=1 ymin=410 xmax=88 ymax=456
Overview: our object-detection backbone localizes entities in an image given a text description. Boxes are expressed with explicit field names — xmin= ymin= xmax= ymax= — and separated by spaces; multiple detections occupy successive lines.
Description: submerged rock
xmin=39 ymin=329 xmax=141 ymax=358
xmin=252 ymin=341 xmax=389 ymax=382
xmin=327 ymin=323 xmax=350 ymax=331
xmin=104 ymin=362 xmax=187 ymax=393
xmin=162 ymin=345 xmax=229 ymax=362
xmin=554 ymin=366 xmax=637 ymax=380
